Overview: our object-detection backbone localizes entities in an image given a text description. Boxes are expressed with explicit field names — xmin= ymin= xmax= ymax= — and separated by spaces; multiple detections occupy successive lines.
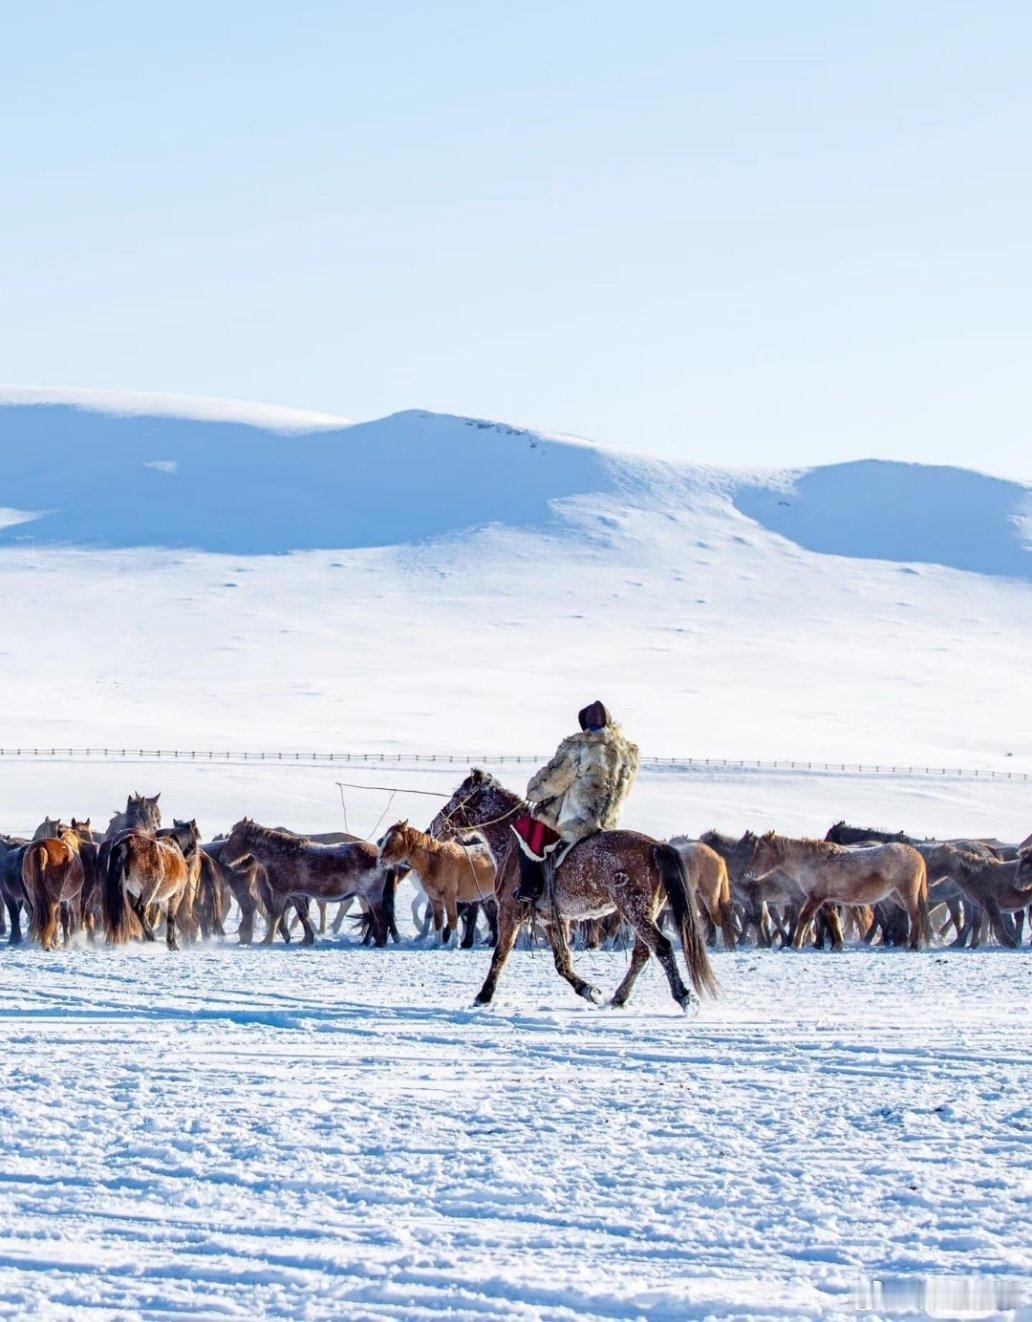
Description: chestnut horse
xmin=103 ymin=821 xmax=200 ymax=949
xmin=22 ymin=821 xmax=95 ymax=950
xmin=431 ymin=770 xmax=716 ymax=1011
xmin=668 ymin=837 xmax=737 ymax=950
xmin=378 ymin=821 xmax=495 ymax=944
xmin=746 ymin=831 xmax=931 ymax=950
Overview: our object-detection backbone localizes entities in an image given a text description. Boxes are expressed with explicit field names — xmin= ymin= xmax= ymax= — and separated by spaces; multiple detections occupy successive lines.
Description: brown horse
xmin=103 ymin=792 xmax=162 ymax=841
xmin=219 ymin=819 xmax=395 ymax=946
xmin=378 ymin=821 xmax=495 ymax=944
xmin=746 ymin=831 xmax=931 ymax=950
xmin=431 ymin=771 xmax=716 ymax=1011
xmin=668 ymin=837 xmax=737 ymax=950
xmin=103 ymin=821 xmax=199 ymax=948
xmin=949 ymin=849 xmax=1032 ymax=947
xmin=22 ymin=821 xmax=95 ymax=950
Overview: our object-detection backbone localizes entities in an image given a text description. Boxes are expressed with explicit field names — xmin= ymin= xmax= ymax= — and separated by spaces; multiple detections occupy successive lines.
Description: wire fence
xmin=0 ymin=746 xmax=1027 ymax=781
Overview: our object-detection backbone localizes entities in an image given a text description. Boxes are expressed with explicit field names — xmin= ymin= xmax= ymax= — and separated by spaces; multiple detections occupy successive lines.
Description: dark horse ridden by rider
xmin=432 ymin=766 xmax=716 ymax=1012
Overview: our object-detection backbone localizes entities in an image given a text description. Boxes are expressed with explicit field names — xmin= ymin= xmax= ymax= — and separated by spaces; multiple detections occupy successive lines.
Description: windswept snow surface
xmin=0 ymin=944 xmax=1028 ymax=1320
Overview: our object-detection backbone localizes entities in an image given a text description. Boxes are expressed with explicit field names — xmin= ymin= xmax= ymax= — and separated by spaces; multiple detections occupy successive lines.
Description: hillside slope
xmin=0 ymin=390 xmax=1028 ymax=807
xmin=1 ymin=393 xmax=1029 ymax=572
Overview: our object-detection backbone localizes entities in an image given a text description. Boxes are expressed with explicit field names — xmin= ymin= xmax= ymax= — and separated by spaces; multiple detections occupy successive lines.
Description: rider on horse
xmin=514 ymin=700 xmax=640 ymax=903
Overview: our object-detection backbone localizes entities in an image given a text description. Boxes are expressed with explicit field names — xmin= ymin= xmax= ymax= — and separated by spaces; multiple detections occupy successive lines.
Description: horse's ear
xmin=471 ymin=769 xmax=484 ymax=784
xmin=151 ymin=793 xmax=161 ymax=804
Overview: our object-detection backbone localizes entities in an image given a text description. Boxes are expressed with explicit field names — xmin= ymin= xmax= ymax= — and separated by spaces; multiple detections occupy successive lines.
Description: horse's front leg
xmin=295 ymin=898 xmax=316 ymax=946
xmin=792 ymin=897 xmax=823 ymax=949
xmin=473 ymin=898 xmax=521 ymax=1005
xmin=546 ymin=912 xmax=602 ymax=1005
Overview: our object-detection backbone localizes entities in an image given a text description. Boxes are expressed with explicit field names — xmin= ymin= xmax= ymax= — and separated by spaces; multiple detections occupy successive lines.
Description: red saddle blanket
xmin=511 ymin=814 xmax=563 ymax=861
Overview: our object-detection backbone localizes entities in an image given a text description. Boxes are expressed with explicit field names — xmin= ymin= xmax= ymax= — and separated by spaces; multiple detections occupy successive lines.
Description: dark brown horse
xmin=431 ymin=771 xmax=716 ymax=1011
xmin=219 ymin=819 xmax=395 ymax=947
xmin=103 ymin=792 xmax=162 ymax=841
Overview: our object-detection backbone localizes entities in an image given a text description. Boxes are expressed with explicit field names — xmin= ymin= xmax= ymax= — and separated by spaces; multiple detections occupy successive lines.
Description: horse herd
xmin=1 ymin=772 xmax=1029 ymax=1011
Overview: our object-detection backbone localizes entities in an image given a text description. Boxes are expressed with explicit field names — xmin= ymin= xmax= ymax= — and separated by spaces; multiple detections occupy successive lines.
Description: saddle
xmin=511 ymin=814 xmax=562 ymax=862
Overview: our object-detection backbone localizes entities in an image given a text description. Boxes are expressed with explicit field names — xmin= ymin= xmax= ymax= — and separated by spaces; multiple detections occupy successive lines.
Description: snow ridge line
xmin=0 ymin=747 xmax=1027 ymax=781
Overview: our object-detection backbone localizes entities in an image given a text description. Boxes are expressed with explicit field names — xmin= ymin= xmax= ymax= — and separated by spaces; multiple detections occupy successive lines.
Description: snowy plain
xmin=0 ymin=941 xmax=1028 ymax=1320
xmin=0 ymin=390 xmax=1029 ymax=1319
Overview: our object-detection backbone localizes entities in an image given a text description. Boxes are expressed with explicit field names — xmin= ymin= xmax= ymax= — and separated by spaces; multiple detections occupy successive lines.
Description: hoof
xmin=606 ymin=998 xmax=627 ymax=1010
xmin=578 ymin=985 xmax=603 ymax=1006
xmin=679 ymin=993 xmax=700 ymax=1018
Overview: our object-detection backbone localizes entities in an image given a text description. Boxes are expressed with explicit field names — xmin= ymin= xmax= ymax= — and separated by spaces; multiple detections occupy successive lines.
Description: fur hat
xmin=578 ymin=700 xmax=612 ymax=732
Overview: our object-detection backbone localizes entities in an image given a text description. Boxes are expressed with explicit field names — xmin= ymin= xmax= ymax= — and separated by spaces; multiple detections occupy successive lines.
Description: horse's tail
xmin=717 ymin=860 xmax=738 ymax=952
xmin=103 ymin=838 xmax=133 ymax=944
xmin=23 ymin=843 xmax=48 ymax=945
xmin=654 ymin=843 xmax=718 ymax=997
xmin=198 ymin=850 xmax=226 ymax=937
xmin=914 ymin=856 xmax=933 ymax=947
xmin=380 ymin=866 xmax=399 ymax=944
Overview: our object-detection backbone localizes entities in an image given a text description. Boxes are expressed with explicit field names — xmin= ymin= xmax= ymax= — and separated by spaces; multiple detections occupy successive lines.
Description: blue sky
xmin=2 ymin=1 xmax=1029 ymax=476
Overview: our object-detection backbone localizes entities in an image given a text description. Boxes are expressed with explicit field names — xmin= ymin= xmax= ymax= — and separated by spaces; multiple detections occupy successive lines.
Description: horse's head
xmin=429 ymin=768 xmax=522 ymax=839
xmin=744 ymin=830 xmax=782 ymax=881
xmin=1017 ymin=847 xmax=1032 ymax=888
xmin=220 ymin=817 xmax=255 ymax=869
xmin=125 ymin=792 xmax=162 ymax=832
xmin=33 ymin=815 xmax=66 ymax=841
xmin=377 ymin=820 xmax=412 ymax=867
xmin=172 ymin=818 xmax=201 ymax=856
xmin=70 ymin=817 xmax=94 ymax=843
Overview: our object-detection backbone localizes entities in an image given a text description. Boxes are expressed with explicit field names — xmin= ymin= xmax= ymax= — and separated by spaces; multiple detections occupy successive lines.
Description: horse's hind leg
xmin=546 ymin=919 xmax=603 ymax=1006
xmin=130 ymin=893 xmax=157 ymax=941
xmin=610 ymin=937 xmax=651 ymax=1007
xmin=613 ymin=885 xmax=691 ymax=1010
xmin=165 ymin=902 xmax=180 ymax=951
xmin=293 ymin=899 xmax=316 ymax=946
xmin=5 ymin=898 xmax=22 ymax=945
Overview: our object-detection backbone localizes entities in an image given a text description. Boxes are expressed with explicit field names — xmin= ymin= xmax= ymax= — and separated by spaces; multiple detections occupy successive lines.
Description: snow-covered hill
xmin=0 ymin=389 xmax=1028 ymax=836
xmin=1 ymin=391 xmax=1029 ymax=568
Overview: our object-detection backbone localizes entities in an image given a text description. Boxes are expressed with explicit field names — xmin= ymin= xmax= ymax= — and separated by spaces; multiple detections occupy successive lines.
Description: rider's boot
xmin=515 ymin=852 xmax=546 ymax=904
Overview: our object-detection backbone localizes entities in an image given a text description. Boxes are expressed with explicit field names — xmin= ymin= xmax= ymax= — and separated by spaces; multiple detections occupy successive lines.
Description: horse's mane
xmin=238 ymin=821 xmax=319 ymax=856
xmin=780 ymin=834 xmax=870 ymax=857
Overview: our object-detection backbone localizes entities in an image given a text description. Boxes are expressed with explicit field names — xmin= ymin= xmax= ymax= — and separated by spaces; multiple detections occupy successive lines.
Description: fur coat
xmin=527 ymin=723 xmax=640 ymax=844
